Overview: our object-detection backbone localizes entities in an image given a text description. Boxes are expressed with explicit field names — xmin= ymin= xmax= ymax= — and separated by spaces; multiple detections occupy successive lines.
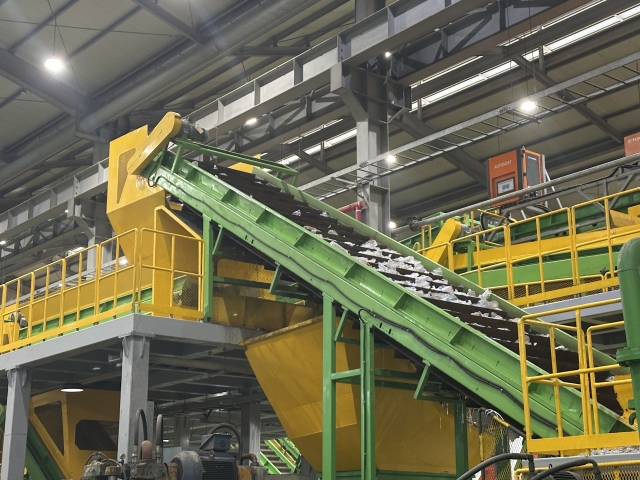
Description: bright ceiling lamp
xmin=386 ymin=154 xmax=396 ymax=163
xmin=520 ymin=100 xmax=537 ymax=112
xmin=245 ymin=117 xmax=257 ymax=125
xmin=44 ymin=57 xmax=63 ymax=72
xmin=61 ymin=382 xmax=84 ymax=393
xmin=389 ymin=221 xmax=397 ymax=229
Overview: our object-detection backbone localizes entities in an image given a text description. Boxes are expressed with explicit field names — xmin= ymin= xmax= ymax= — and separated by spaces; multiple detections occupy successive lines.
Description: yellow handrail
xmin=0 ymin=228 xmax=204 ymax=354
xmin=517 ymin=297 xmax=637 ymax=455
xmin=414 ymin=187 xmax=640 ymax=306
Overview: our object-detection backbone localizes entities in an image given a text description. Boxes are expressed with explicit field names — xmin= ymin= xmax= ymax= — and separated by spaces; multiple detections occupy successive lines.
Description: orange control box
xmin=487 ymin=147 xmax=544 ymax=207
xmin=624 ymin=132 xmax=640 ymax=156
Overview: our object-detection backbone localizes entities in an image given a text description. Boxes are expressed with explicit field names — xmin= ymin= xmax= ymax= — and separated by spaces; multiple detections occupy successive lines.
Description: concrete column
xmin=1 ymin=368 xmax=31 ymax=480
xmin=174 ymin=415 xmax=191 ymax=450
xmin=117 ymin=335 xmax=150 ymax=463
xmin=241 ymin=402 xmax=261 ymax=462
xmin=146 ymin=400 xmax=155 ymax=443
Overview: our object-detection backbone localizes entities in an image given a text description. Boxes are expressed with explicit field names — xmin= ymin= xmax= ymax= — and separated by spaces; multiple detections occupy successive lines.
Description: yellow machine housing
xmin=30 ymin=389 xmax=120 ymax=480
xmin=246 ymin=319 xmax=480 ymax=474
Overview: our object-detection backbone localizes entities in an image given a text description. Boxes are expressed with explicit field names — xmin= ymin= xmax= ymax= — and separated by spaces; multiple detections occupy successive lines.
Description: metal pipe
xmin=153 ymin=414 xmax=164 ymax=465
xmin=393 ymin=151 xmax=640 ymax=236
xmin=528 ymin=458 xmax=602 ymax=480
xmin=457 ymin=453 xmax=535 ymax=480
xmin=615 ymin=237 xmax=640 ymax=441
xmin=132 ymin=408 xmax=148 ymax=464
xmin=0 ymin=0 xmax=318 ymax=188
xmin=339 ymin=201 xmax=366 ymax=222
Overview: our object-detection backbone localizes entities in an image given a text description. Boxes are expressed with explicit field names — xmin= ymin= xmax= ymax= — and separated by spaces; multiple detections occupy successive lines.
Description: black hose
xmin=134 ymin=408 xmax=148 ymax=448
xmin=457 ymin=453 xmax=535 ymax=480
xmin=529 ymin=459 xmax=602 ymax=480
xmin=205 ymin=423 xmax=243 ymax=465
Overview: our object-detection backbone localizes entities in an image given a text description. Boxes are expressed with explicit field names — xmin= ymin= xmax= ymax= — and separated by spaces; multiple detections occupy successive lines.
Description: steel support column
xmin=360 ymin=323 xmax=376 ymax=480
xmin=92 ymin=125 xmax=116 ymax=164
xmin=241 ymin=402 xmax=261 ymax=463
xmin=174 ymin=415 xmax=191 ymax=450
xmin=332 ymin=66 xmax=397 ymax=234
xmin=454 ymin=401 xmax=469 ymax=475
xmin=322 ymin=294 xmax=337 ymax=480
xmin=1 ymin=368 xmax=31 ymax=480
xmin=355 ymin=0 xmax=385 ymax=22
xmin=117 ymin=335 xmax=151 ymax=463
xmin=203 ymin=215 xmax=214 ymax=321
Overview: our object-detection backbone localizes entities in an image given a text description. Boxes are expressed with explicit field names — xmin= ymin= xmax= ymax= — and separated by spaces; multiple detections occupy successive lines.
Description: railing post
xmin=322 ymin=294 xmax=336 ymax=480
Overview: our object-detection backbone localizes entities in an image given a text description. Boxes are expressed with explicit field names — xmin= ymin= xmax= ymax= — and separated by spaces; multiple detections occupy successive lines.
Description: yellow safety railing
xmin=517 ymin=297 xmax=637 ymax=455
xmin=415 ymin=188 xmax=640 ymax=306
xmin=0 ymin=228 xmax=204 ymax=354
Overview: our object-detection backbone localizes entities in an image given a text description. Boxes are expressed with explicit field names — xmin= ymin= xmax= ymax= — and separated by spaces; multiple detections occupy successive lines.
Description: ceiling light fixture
xmin=44 ymin=57 xmax=63 ymax=72
xmin=389 ymin=221 xmax=397 ymax=229
xmin=0 ymin=240 xmax=5 ymax=246
xmin=384 ymin=51 xmax=392 ymax=58
xmin=386 ymin=154 xmax=396 ymax=163
xmin=245 ymin=117 xmax=257 ymax=125
xmin=520 ymin=100 xmax=537 ymax=112
xmin=61 ymin=382 xmax=83 ymax=393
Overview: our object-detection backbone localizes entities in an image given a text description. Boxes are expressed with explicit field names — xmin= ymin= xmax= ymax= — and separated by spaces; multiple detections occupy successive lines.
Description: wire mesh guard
xmin=172 ymin=274 xmax=200 ymax=309
xmin=475 ymin=409 xmax=525 ymax=480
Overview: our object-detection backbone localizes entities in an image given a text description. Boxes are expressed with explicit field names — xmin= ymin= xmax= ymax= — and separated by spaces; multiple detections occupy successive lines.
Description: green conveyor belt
xmin=145 ymin=144 xmax=631 ymax=442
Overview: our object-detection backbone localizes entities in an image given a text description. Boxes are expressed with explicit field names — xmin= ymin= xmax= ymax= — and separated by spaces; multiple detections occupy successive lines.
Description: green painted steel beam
xmin=361 ymin=323 xmax=376 ymax=480
xmin=265 ymin=439 xmax=297 ymax=473
xmin=461 ymin=250 xmax=619 ymax=287
xmin=260 ymin=451 xmax=281 ymax=474
xmin=203 ymin=215 xmax=214 ymax=320
xmin=144 ymin=144 xmax=628 ymax=443
xmin=323 ymin=295 xmax=336 ymax=480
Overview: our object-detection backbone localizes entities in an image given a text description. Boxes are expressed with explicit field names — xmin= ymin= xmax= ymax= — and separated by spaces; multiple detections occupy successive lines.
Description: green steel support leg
xmin=202 ymin=215 xmax=214 ymax=321
xmin=454 ymin=401 xmax=469 ymax=476
xmin=361 ymin=323 xmax=376 ymax=480
xmin=616 ymin=238 xmax=640 ymax=441
xmin=323 ymin=295 xmax=337 ymax=480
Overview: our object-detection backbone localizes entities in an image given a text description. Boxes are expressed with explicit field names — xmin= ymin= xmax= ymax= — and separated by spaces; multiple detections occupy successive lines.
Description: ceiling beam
xmin=70 ymin=7 xmax=142 ymax=58
xmin=8 ymin=0 xmax=80 ymax=53
xmin=233 ymin=46 xmax=309 ymax=56
xmin=396 ymin=112 xmax=487 ymax=186
xmin=130 ymin=0 xmax=208 ymax=44
xmin=297 ymin=148 xmax=335 ymax=175
xmin=513 ymin=55 xmax=624 ymax=144
xmin=0 ymin=89 xmax=26 ymax=112
xmin=0 ymin=48 xmax=89 ymax=116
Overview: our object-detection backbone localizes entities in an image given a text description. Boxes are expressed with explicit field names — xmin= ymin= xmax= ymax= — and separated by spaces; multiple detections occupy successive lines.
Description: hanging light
xmin=389 ymin=221 xmax=397 ymax=229
xmin=386 ymin=154 xmax=396 ymax=163
xmin=245 ymin=117 xmax=257 ymax=125
xmin=520 ymin=100 xmax=537 ymax=112
xmin=61 ymin=382 xmax=84 ymax=393
xmin=44 ymin=57 xmax=63 ymax=72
